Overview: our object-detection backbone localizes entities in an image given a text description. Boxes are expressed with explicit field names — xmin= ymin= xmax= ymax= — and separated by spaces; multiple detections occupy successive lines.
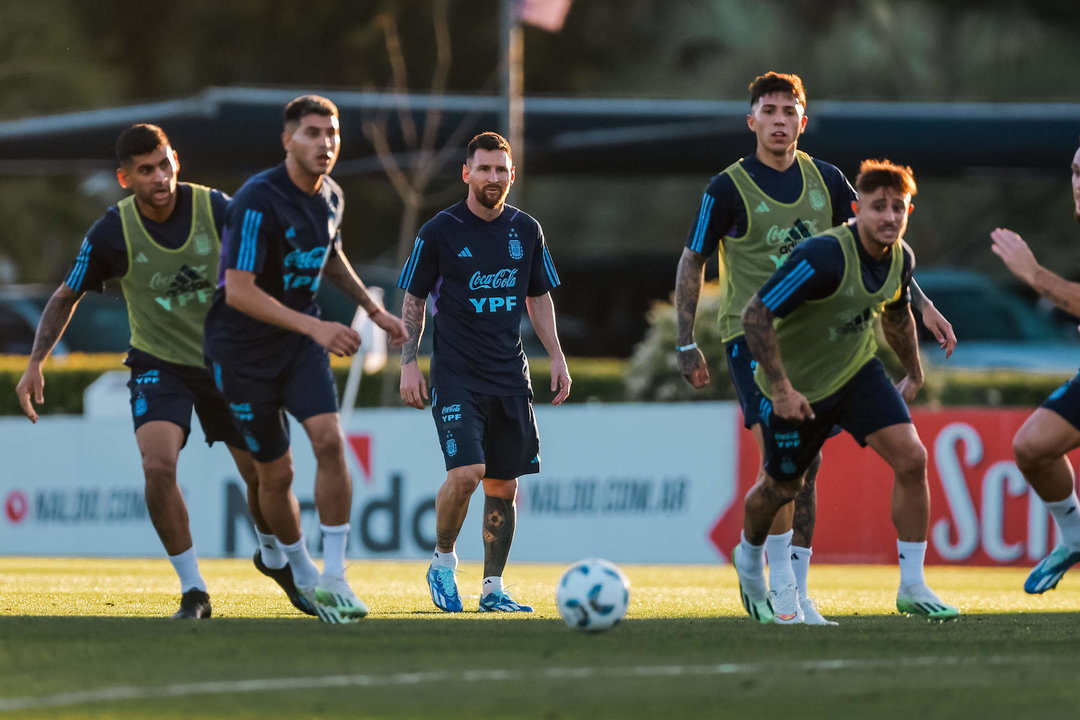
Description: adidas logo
xmin=457 ymin=247 xmax=473 ymax=258
xmin=790 ymin=552 xmax=798 ymax=560
xmin=754 ymin=201 xmax=770 ymax=213
xmin=898 ymin=553 xmax=906 ymax=559
xmin=135 ymin=252 xmax=149 ymax=264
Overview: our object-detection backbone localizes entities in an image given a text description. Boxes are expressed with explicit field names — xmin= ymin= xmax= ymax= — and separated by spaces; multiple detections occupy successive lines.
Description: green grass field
xmin=1 ymin=558 xmax=1079 ymax=719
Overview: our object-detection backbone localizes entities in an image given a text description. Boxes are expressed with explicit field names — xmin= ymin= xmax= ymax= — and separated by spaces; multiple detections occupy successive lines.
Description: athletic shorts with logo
xmin=1042 ymin=370 xmax=1080 ymax=430
xmin=430 ymin=386 xmax=540 ymax=480
xmin=759 ymin=358 xmax=911 ymax=482
xmin=209 ymin=335 xmax=338 ymax=463
xmin=126 ymin=349 xmax=245 ymax=450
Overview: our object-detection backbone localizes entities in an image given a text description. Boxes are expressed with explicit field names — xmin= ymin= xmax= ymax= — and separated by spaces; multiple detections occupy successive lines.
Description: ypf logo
xmin=5 ymin=490 xmax=28 ymax=524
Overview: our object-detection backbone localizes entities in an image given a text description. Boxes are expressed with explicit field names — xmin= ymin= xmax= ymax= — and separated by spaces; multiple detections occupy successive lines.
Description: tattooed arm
xmin=991 ymin=227 xmax=1080 ymax=317
xmin=881 ymin=302 xmax=924 ymax=403
xmin=15 ymin=284 xmax=84 ymax=423
xmin=675 ymin=247 xmax=711 ymax=388
xmin=742 ymin=294 xmax=813 ymax=421
xmin=910 ymin=278 xmax=955 ymax=358
xmin=399 ymin=292 xmax=429 ymax=409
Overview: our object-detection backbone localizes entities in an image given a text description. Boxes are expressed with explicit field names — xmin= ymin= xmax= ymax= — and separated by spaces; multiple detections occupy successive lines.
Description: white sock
xmin=432 ymin=549 xmax=458 ymax=569
xmin=320 ymin=523 xmax=350 ymax=578
xmin=765 ymin=530 xmax=796 ymax=592
xmin=1045 ymin=492 xmax=1080 ymax=551
xmin=255 ymin=528 xmax=287 ymax=569
xmin=897 ymin=540 xmax=927 ymax=588
xmin=482 ymin=576 xmax=503 ymax=596
xmin=791 ymin=545 xmax=812 ymax=600
xmin=280 ymin=536 xmax=320 ymax=588
xmin=168 ymin=546 xmax=206 ymax=593
xmin=738 ymin=531 xmax=766 ymax=575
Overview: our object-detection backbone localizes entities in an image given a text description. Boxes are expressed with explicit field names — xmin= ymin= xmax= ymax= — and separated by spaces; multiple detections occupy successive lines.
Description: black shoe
xmin=172 ymin=588 xmax=212 ymax=619
xmin=253 ymin=549 xmax=317 ymax=616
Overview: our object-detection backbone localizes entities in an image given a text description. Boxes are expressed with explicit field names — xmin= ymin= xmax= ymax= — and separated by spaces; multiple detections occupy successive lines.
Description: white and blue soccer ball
xmin=556 ymin=558 xmax=630 ymax=632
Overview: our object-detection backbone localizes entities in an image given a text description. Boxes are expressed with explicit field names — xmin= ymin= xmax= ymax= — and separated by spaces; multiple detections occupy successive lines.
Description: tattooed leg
xmin=792 ymin=453 xmax=821 ymax=547
xmin=482 ymin=479 xmax=518 ymax=578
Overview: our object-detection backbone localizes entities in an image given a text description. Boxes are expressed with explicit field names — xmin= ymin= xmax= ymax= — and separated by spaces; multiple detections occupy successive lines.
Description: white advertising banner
xmin=0 ymin=404 xmax=739 ymax=564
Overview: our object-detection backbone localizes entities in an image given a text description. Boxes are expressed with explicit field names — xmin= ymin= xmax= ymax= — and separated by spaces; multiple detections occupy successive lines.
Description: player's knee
xmin=141 ymin=454 xmax=178 ymax=485
xmin=447 ymin=465 xmax=484 ymax=496
xmin=1013 ymin=429 xmax=1051 ymax=472
xmin=309 ymin=427 xmax=346 ymax=464
xmin=892 ymin=443 xmax=928 ymax=482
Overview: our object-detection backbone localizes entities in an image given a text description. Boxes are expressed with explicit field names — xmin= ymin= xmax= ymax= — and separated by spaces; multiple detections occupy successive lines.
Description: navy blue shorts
xmin=210 ymin=335 xmax=339 ymax=463
xmin=125 ymin=350 xmax=244 ymax=450
xmin=1042 ymin=370 xmax=1080 ymax=430
xmin=430 ymin=387 xmax=540 ymax=480
xmin=725 ymin=337 xmax=764 ymax=428
xmin=760 ymin=358 xmax=912 ymax=482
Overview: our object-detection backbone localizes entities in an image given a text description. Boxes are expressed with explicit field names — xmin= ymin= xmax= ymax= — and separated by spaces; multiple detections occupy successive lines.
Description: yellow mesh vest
xmin=754 ymin=225 xmax=904 ymax=403
xmin=718 ymin=151 xmax=834 ymax=341
xmin=118 ymin=184 xmax=220 ymax=367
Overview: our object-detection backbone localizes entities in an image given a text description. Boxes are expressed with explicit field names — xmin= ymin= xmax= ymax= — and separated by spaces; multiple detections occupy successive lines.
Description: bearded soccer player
xmin=990 ymin=139 xmax=1080 ymax=594
xmin=398 ymin=132 xmax=571 ymax=613
xmin=674 ymin=72 xmax=956 ymax=624
xmin=734 ymin=159 xmax=959 ymax=623
xmin=14 ymin=125 xmax=309 ymax=619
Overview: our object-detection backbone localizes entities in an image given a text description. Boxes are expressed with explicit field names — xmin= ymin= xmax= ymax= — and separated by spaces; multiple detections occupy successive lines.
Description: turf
xmin=1 ymin=559 xmax=1078 ymax=719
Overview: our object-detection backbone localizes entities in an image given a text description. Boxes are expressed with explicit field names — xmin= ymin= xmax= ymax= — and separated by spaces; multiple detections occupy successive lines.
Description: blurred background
xmin=1 ymin=0 xmax=1079 ymax=375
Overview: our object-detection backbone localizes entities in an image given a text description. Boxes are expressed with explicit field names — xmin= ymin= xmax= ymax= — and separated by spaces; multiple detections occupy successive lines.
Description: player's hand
xmin=399 ymin=361 xmax=428 ymax=409
xmin=15 ymin=363 xmax=45 ymax=423
xmin=549 ymin=355 xmax=571 ymax=406
xmin=371 ymin=308 xmax=408 ymax=349
xmin=990 ymin=227 xmax=1039 ymax=285
xmin=896 ymin=375 xmax=923 ymax=404
xmin=920 ymin=304 xmax=956 ymax=358
xmin=312 ymin=321 xmax=362 ymax=357
xmin=773 ymin=385 xmax=814 ymax=421
xmin=678 ymin=346 xmax=710 ymax=388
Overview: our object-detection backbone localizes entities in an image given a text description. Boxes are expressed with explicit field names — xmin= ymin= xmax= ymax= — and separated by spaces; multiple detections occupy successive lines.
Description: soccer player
xmin=397 ymin=131 xmax=571 ymax=613
xmin=989 ymin=139 xmax=1080 ymax=593
xmin=203 ymin=95 xmax=407 ymax=624
xmin=732 ymin=158 xmax=959 ymax=623
xmin=13 ymin=124 xmax=310 ymax=620
xmin=674 ymin=72 xmax=955 ymax=624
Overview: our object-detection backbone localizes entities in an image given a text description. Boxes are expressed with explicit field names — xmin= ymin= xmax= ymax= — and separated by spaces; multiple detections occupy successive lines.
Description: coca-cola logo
xmin=469 ymin=268 xmax=518 ymax=290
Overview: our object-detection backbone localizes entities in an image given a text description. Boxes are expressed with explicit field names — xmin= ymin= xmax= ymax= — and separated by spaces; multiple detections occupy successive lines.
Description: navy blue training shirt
xmin=65 ymin=184 xmax=228 ymax=293
xmin=204 ymin=163 xmax=343 ymax=360
xmin=757 ymin=223 xmax=914 ymax=318
xmin=397 ymin=199 xmax=560 ymax=396
xmin=685 ymin=153 xmax=856 ymax=255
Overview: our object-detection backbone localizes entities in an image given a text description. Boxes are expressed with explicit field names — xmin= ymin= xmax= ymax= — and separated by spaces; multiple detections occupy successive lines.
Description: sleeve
xmin=63 ymin=212 xmax=127 ymax=293
xmin=886 ymin=242 xmax=915 ymax=310
xmin=684 ymin=174 xmax=739 ymax=256
xmin=757 ymin=237 xmax=845 ymax=318
xmin=209 ymin=189 xmax=230 ymax=236
xmin=221 ymin=186 xmax=276 ymax=275
xmin=396 ymin=225 xmax=440 ymax=298
xmin=527 ymin=222 xmax=560 ymax=296
xmin=816 ymin=160 xmax=857 ymax=225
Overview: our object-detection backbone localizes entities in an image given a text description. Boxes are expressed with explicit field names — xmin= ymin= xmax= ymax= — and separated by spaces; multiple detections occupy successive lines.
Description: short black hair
xmin=748 ymin=72 xmax=807 ymax=110
xmin=466 ymin=132 xmax=513 ymax=163
xmin=284 ymin=95 xmax=339 ymax=128
xmin=115 ymin=124 xmax=169 ymax=166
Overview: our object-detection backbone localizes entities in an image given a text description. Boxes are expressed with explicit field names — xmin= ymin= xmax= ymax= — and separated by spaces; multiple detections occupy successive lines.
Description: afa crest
xmin=134 ymin=394 xmax=148 ymax=417
xmin=508 ymin=228 xmax=523 ymax=260
xmin=446 ymin=436 xmax=458 ymax=457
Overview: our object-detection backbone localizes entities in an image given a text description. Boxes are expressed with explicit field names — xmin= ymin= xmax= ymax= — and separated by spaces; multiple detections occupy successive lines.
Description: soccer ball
xmin=556 ymin=558 xmax=630 ymax=632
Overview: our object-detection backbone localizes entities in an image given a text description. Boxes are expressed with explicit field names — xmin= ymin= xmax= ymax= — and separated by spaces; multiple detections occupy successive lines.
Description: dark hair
xmin=284 ymin=95 xmax=339 ymax=128
xmin=855 ymin=159 xmax=917 ymax=197
xmin=466 ymin=132 xmax=513 ymax=163
xmin=115 ymin=124 xmax=169 ymax=165
xmin=748 ymin=72 xmax=807 ymax=109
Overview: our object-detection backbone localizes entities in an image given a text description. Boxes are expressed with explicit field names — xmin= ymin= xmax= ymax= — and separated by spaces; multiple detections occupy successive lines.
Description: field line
xmin=0 ymin=655 xmax=1050 ymax=712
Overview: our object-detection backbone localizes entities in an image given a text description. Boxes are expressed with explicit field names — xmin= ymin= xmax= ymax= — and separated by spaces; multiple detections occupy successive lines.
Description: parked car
xmin=0 ymin=285 xmax=130 ymax=355
xmin=913 ymin=269 xmax=1080 ymax=373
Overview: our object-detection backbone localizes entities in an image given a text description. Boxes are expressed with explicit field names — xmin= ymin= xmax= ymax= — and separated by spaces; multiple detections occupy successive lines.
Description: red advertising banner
xmin=711 ymin=408 xmax=1071 ymax=566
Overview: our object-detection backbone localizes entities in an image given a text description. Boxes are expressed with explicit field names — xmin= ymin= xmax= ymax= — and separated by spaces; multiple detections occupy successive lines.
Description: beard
xmin=474 ymin=184 xmax=507 ymax=209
